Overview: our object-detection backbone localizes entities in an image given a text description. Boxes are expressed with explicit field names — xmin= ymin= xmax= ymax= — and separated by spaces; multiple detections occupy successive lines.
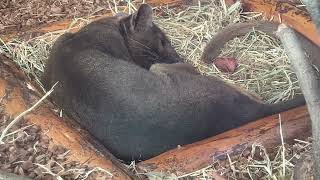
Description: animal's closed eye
xmin=160 ymin=39 xmax=166 ymax=47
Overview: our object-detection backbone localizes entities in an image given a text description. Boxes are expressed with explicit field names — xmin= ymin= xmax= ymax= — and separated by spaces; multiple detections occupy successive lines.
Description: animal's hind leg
xmin=150 ymin=63 xmax=200 ymax=75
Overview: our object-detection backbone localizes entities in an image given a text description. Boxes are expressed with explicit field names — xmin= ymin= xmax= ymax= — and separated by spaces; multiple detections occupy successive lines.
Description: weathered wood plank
xmin=138 ymin=106 xmax=311 ymax=175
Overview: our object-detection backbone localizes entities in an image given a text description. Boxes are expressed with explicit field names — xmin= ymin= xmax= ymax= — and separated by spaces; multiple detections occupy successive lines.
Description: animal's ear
xmin=121 ymin=4 xmax=153 ymax=32
xmin=134 ymin=4 xmax=153 ymax=32
xmin=121 ymin=14 xmax=135 ymax=33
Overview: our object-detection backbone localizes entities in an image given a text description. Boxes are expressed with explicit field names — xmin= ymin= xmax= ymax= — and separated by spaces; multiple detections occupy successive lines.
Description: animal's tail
xmin=201 ymin=21 xmax=278 ymax=64
xmin=201 ymin=20 xmax=320 ymax=65
xmin=263 ymin=94 xmax=306 ymax=117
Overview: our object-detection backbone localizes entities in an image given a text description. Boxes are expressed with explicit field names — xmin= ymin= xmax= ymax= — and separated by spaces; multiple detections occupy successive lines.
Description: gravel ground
xmin=0 ymin=109 xmax=112 ymax=179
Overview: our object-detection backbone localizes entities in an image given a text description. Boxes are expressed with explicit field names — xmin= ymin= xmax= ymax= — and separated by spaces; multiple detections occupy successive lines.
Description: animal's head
xmin=120 ymin=4 xmax=182 ymax=69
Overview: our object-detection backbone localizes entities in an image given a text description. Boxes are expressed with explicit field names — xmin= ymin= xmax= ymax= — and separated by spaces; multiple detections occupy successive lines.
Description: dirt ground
xmin=1 ymin=0 xmax=306 ymax=35
xmin=0 ymin=0 xmax=125 ymax=34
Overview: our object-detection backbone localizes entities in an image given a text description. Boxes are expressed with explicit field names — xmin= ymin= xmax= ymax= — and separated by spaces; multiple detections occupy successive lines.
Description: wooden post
xmin=277 ymin=23 xmax=320 ymax=179
xmin=302 ymin=0 xmax=320 ymax=30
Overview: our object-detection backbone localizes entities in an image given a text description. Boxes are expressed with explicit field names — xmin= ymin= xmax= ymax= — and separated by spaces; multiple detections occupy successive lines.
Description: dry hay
xmin=0 ymin=0 xmax=307 ymax=179
xmin=154 ymin=2 xmax=300 ymax=103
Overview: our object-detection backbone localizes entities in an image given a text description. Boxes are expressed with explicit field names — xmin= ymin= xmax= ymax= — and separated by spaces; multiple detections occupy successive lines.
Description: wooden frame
xmin=0 ymin=0 xmax=318 ymax=178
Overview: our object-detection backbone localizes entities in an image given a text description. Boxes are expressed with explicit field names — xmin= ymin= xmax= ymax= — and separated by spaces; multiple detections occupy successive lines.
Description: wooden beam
xmin=239 ymin=0 xmax=320 ymax=46
xmin=138 ymin=106 xmax=311 ymax=175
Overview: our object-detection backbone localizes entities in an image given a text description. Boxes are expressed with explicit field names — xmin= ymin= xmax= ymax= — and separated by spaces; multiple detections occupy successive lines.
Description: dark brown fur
xmin=42 ymin=8 xmax=307 ymax=162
